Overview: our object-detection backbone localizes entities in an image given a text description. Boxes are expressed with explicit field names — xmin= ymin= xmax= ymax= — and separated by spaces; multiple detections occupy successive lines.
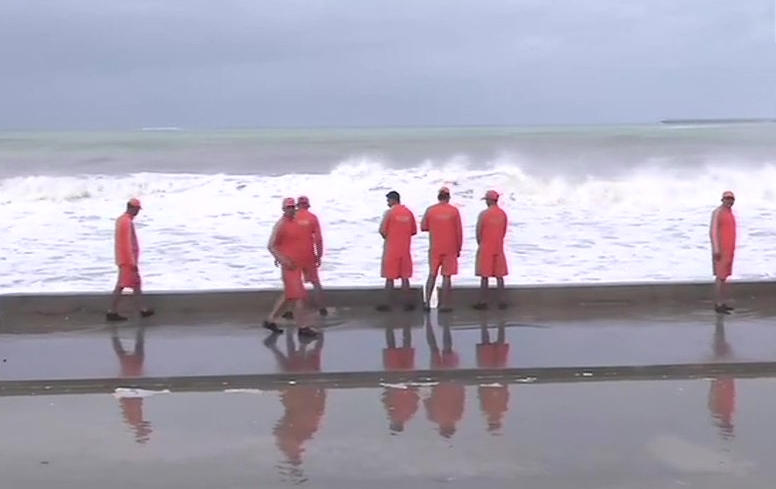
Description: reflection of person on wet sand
xmin=708 ymin=316 xmax=735 ymax=439
xmin=264 ymin=331 xmax=326 ymax=478
xmin=111 ymin=326 xmax=152 ymax=444
xmin=476 ymin=316 xmax=510 ymax=433
xmin=424 ymin=319 xmax=464 ymax=439
xmin=381 ymin=321 xmax=419 ymax=434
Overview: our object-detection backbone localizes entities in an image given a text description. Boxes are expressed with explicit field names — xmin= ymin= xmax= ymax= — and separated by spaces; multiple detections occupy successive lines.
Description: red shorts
xmin=476 ymin=250 xmax=508 ymax=278
xmin=713 ymin=254 xmax=734 ymax=280
xmin=381 ymin=253 xmax=413 ymax=280
xmin=282 ymin=267 xmax=307 ymax=301
xmin=431 ymin=351 xmax=460 ymax=370
xmin=429 ymin=252 xmax=458 ymax=276
xmin=117 ymin=265 xmax=142 ymax=290
xmin=383 ymin=347 xmax=416 ymax=370
xmin=300 ymin=259 xmax=320 ymax=284
xmin=476 ymin=343 xmax=510 ymax=369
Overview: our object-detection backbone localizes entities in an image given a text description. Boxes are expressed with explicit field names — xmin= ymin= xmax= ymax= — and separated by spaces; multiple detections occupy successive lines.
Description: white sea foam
xmin=112 ymin=388 xmax=170 ymax=399
xmin=1 ymin=157 xmax=775 ymax=292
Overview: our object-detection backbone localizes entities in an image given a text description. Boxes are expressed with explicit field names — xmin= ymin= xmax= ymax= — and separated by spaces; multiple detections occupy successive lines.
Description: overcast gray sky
xmin=0 ymin=0 xmax=774 ymax=129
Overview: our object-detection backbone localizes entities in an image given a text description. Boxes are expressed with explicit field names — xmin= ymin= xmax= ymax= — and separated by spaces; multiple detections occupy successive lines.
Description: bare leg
xmin=401 ymin=326 xmax=412 ymax=348
xmin=108 ymin=283 xmax=152 ymax=321
xmin=424 ymin=270 xmax=438 ymax=310
xmin=386 ymin=325 xmax=397 ymax=349
xmin=111 ymin=325 xmax=126 ymax=355
xmin=264 ymin=293 xmax=287 ymax=333
xmin=109 ymin=285 xmax=124 ymax=313
xmin=267 ymin=293 xmax=288 ymax=321
xmin=401 ymin=278 xmax=415 ymax=310
xmin=376 ymin=279 xmax=394 ymax=312
xmin=311 ymin=280 xmax=327 ymax=315
xmin=495 ymin=277 xmax=507 ymax=309
xmin=295 ymin=299 xmax=319 ymax=338
xmin=131 ymin=287 xmax=154 ymax=316
xmin=480 ymin=324 xmax=491 ymax=344
xmin=442 ymin=324 xmax=453 ymax=353
xmin=473 ymin=277 xmax=489 ymax=309
xmin=439 ymin=276 xmax=453 ymax=312
xmin=713 ymin=279 xmax=733 ymax=313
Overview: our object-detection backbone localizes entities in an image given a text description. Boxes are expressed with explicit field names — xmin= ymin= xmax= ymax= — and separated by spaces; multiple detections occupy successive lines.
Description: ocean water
xmin=2 ymin=124 xmax=776 ymax=293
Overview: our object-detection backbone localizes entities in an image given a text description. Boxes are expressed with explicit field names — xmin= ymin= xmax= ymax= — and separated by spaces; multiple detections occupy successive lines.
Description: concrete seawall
xmin=2 ymin=280 xmax=775 ymax=321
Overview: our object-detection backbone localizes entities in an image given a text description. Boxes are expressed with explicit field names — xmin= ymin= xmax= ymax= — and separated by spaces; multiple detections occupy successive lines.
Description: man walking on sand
xmin=420 ymin=186 xmax=462 ymax=312
xmin=473 ymin=190 xmax=509 ymax=310
xmin=265 ymin=197 xmax=319 ymax=339
xmin=710 ymin=190 xmax=737 ymax=314
xmin=106 ymin=198 xmax=155 ymax=321
xmin=377 ymin=190 xmax=418 ymax=312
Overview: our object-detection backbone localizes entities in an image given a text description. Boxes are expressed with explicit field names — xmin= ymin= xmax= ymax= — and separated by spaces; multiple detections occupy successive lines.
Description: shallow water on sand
xmin=2 ymin=378 xmax=776 ymax=488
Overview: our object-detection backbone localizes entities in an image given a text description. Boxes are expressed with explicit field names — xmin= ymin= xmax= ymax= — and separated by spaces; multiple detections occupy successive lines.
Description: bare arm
xmin=454 ymin=207 xmax=463 ymax=255
xmin=379 ymin=210 xmax=390 ymax=239
xmin=709 ymin=208 xmax=720 ymax=255
xmin=267 ymin=219 xmax=285 ymax=262
xmin=313 ymin=215 xmax=323 ymax=259
xmin=420 ymin=206 xmax=430 ymax=232
xmin=475 ymin=211 xmax=484 ymax=246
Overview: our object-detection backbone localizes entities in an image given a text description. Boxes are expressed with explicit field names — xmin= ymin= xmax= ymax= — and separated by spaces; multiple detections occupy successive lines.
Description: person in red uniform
xmin=708 ymin=316 xmax=735 ymax=439
xmin=264 ymin=330 xmax=326 ymax=481
xmin=377 ymin=190 xmax=418 ymax=312
xmin=106 ymin=198 xmax=155 ymax=321
xmin=266 ymin=197 xmax=318 ymax=338
xmin=111 ymin=325 xmax=153 ymax=444
xmin=709 ymin=190 xmax=737 ymax=314
xmin=476 ymin=318 xmax=510 ymax=433
xmin=424 ymin=318 xmax=464 ymax=438
xmin=292 ymin=196 xmax=328 ymax=316
xmin=381 ymin=322 xmax=419 ymax=434
xmin=420 ymin=186 xmax=463 ymax=312
xmin=473 ymin=190 xmax=509 ymax=310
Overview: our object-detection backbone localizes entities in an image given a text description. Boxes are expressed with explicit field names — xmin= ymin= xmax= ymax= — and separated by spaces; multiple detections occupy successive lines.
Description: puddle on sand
xmin=2 ymin=377 xmax=776 ymax=487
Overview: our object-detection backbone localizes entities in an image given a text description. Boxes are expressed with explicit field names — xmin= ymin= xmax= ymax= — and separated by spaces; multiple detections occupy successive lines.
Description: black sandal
xmin=263 ymin=320 xmax=283 ymax=333
xmin=298 ymin=327 xmax=319 ymax=338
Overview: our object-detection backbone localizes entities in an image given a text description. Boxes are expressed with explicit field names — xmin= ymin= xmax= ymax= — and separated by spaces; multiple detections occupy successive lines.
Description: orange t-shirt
xmin=431 ymin=350 xmax=460 ymax=370
xmin=476 ymin=343 xmax=510 ymax=369
xmin=710 ymin=207 xmax=736 ymax=256
xmin=477 ymin=205 xmax=508 ymax=254
xmin=295 ymin=208 xmax=323 ymax=260
xmin=119 ymin=353 xmax=144 ymax=377
xmin=421 ymin=202 xmax=463 ymax=255
xmin=380 ymin=204 xmax=417 ymax=256
xmin=478 ymin=384 xmax=509 ymax=430
xmin=115 ymin=213 xmax=139 ymax=266
xmin=270 ymin=217 xmax=308 ymax=263
xmin=383 ymin=387 xmax=420 ymax=427
xmin=383 ymin=347 xmax=416 ymax=371
xmin=425 ymin=382 xmax=465 ymax=431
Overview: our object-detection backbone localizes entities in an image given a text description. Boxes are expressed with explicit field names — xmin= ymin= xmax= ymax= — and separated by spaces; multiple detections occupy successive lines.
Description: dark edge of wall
xmin=2 ymin=361 xmax=775 ymax=397
xmin=2 ymin=280 xmax=776 ymax=320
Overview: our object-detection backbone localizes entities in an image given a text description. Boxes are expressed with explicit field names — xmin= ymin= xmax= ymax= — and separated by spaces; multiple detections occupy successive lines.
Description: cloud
xmin=0 ymin=0 xmax=774 ymax=129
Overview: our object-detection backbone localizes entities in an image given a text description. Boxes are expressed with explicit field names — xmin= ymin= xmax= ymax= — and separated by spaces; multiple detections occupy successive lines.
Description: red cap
xmin=482 ymin=190 xmax=500 ymax=201
xmin=438 ymin=186 xmax=451 ymax=194
xmin=282 ymin=197 xmax=296 ymax=208
xmin=721 ymin=190 xmax=735 ymax=199
xmin=297 ymin=195 xmax=310 ymax=205
xmin=128 ymin=198 xmax=142 ymax=209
